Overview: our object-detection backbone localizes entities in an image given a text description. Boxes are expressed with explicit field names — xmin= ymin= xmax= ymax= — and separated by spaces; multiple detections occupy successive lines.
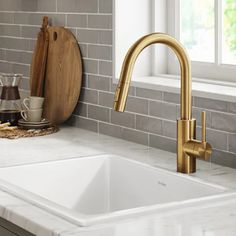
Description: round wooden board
xmin=43 ymin=27 xmax=82 ymax=125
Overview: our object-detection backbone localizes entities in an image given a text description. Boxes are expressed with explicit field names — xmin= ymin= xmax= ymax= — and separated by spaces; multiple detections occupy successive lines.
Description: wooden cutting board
xmin=42 ymin=27 xmax=82 ymax=125
xmin=30 ymin=16 xmax=49 ymax=97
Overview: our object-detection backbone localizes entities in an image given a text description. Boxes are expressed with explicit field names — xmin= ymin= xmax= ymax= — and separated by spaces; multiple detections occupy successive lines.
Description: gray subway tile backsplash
xmin=98 ymin=91 xmax=114 ymax=108
xmin=67 ymin=14 xmax=87 ymax=28
xmin=136 ymin=87 xmax=162 ymax=100
xmin=194 ymin=97 xmax=228 ymax=112
xmin=88 ymin=15 xmax=112 ymax=29
xmin=136 ymin=115 xmax=162 ymax=135
xmin=79 ymin=88 xmax=98 ymax=104
xmin=88 ymin=44 xmax=112 ymax=60
xmin=211 ymin=111 xmax=236 ymax=133
xmin=87 ymin=75 xmax=110 ymax=91
xmin=126 ymin=97 xmax=148 ymax=115
xmin=99 ymin=0 xmax=113 ymax=13
xmin=99 ymin=61 xmax=112 ymax=76
xmin=111 ymin=110 xmax=135 ymax=129
xmin=1 ymin=0 xmax=236 ymax=169
xmin=57 ymin=0 xmax=98 ymax=13
xmin=88 ymin=104 xmax=110 ymax=122
xmin=149 ymin=134 xmax=176 ymax=153
xmin=149 ymin=100 xmax=177 ymax=120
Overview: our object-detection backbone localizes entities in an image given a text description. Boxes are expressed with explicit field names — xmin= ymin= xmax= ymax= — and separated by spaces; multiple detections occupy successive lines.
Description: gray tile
xmin=5 ymin=50 xmax=32 ymax=64
xmin=83 ymin=59 xmax=98 ymax=74
xmin=211 ymin=111 xmax=236 ymax=132
xmin=163 ymin=92 xmax=180 ymax=104
xmin=0 ymin=13 xmax=14 ymax=23
xmin=99 ymin=61 xmax=112 ymax=76
xmin=111 ymin=110 xmax=135 ymax=128
xmin=57 ymin=0 xmax=98 ymax=13
xmin=14 ymin=13 xmax=65 ymax=26
xmin=149 ymin=100 xmax=177 ymax=121
xmin=122 ymin=128 xmax=148 ymax=145
xmin=229 ymin=133 xmax=236 ymax=153
xmin=81 ymin=74 xmax=88 ymax=88
xmin=0 ymin=49 xmax=5 ymax=60
xmin=196 ymin=127 xmax=228 ymax=151
xmin=88 ymin=104 xmax=110 ymax=122
xmin=99 ymin=122 xmax=123 ymax=138
xmin=77 ymin=29 xmax=112 ymax=45
xmin=194 ymin=97 xmax=227 ymax=112
xmin=192 ymin=107 xmax=211 ymax=127
xmin=149 ymin=134 xmax=176 ymax=153
xmin=21 ymin=26 xmax=40 ymax=39
xmin=136 ymin=87 xmax=162 ymax=101
xmin=125 ymin=97 xmax=148 ymax=115
xmin=88 ymin=15 xmax=112 ymax=29
xmin=162 ymin=120 xmax=176 ymax=139
xmin=67 ymin=14 xmax=87 ymax=28
xmin=99 ymin=30 xmax=112 ymax=45
xmin=99 ymin=122 xmax=148 ymax=145
xmin=67 ymin=115 xmax=98 ymax=132
xmin=19 ymin=0 xmax=38 ymax=12
xmin=79 ymin=88 xmax=98 ymax=104
xmin=228 ymin=102 xmax=236 ymax=114
xmin=211 ymin=149 xmax=236 ymax=168
xmin=0 ymin=25 xmax=21 ymax=37
xmin=79 ymin=44 xmax=88 ymax=58
xmin=99 ymin=0 xmax=112 ymax=13
xmin=136 ymin=115 xmax=162 ymax=135
xmin=99 ymin=91 xmax=114 ymax=108
xmin=20 ymin=77 xmax=30 ymax=90
xmin=0 ymin=37 xmax=30 ymax=51
xmin=88 ymin=75 xmax=110 ymax=91
xmin=37 ymin=0 xmax=56 ymax=12
xmin=207 ymin=129 xmax=228 ymax=151
xmin=0 ymin=0 xmax=20 ymax=11
xmin=12 ymin=64 xmax=30 ymax=77
xmin=77 ymin=29 xmax=99 ymax=44
xmin=88 ymin=45 xmax=112 ymax=60
xmin=0 ymin=61 xmax=13 ymax=74
xmin=73 ymin=102 xmax=87 ymax=117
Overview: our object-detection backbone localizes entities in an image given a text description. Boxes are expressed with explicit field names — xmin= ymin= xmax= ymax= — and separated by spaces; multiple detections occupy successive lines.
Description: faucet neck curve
xmin=114 ymin=33 xmax=192 ymax=120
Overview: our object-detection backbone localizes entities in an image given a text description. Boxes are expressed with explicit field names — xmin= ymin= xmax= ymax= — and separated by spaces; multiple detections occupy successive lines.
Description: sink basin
xmin=0 ymin=155 xmax=228 ymax=226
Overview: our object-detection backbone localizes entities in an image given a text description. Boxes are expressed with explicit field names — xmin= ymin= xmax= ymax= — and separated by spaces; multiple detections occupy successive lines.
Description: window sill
xmin=113 ymin=75 xmax=236 ymax=103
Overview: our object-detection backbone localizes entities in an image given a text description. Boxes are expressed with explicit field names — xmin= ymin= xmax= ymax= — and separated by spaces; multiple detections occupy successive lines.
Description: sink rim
xmin=0 ymin=154 xmax=233 ymax=227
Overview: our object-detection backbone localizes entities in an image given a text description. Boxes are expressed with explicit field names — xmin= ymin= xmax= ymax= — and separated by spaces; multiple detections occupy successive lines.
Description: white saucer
xmin=18 ymin=119 xmax=50 ymax=125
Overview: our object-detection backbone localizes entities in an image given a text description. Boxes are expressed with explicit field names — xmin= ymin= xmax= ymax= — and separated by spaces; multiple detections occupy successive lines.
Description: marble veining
xmin=0 ymin=126 xmax=236 ymax=236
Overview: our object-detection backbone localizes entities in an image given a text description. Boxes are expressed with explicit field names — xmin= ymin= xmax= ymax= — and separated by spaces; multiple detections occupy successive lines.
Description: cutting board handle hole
xmin=53 ymin=32 xmax=57 ymax=41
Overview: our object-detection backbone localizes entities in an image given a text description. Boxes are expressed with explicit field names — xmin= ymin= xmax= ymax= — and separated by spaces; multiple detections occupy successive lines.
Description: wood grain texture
xmin=43 ymin=27 xmax=82 ymax=125
xmin=30 ymin=16 xmax=49 ymax=97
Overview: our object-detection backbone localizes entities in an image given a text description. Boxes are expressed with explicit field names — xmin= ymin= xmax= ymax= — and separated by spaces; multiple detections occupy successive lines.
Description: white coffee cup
xmin=21 ymin=109 xmax=43 ymax=122
xmin=23 ymin=96 xmax=44 ymax=110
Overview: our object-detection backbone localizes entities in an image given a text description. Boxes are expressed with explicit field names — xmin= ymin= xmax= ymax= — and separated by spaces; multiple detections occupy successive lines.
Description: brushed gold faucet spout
xmin=114 ymin=33 xmax=212 ymax=174
xmin=114 ymin=33 xmax=191 ymax=120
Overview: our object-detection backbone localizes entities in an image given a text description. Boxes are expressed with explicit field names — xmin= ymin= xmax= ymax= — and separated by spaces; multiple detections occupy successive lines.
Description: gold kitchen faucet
xmin=113 ymin=33 xmax=212 ymax=174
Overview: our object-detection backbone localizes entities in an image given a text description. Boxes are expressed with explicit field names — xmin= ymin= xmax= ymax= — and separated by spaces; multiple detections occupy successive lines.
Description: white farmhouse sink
xmin=0 ymin=155 xmax=228 ymax=226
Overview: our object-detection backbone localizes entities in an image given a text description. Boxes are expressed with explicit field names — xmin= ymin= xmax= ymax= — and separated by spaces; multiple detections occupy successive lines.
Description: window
xmin=115 ymin=0 xmax=236 ymax=83
xmin=167 ymin=0 xmax=236 ymax=82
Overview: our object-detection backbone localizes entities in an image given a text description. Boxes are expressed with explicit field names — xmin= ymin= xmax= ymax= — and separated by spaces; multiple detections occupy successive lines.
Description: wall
xmin=0 ymin=0 xmax=236 ymax=168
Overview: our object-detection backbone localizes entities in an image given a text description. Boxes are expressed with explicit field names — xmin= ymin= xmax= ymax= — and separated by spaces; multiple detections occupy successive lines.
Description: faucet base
xmin=177 ymin=119 xmax=196 ymax=174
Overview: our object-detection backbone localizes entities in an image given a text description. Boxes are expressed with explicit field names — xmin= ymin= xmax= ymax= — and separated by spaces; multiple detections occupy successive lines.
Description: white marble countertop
xmin=1 ymin=126 xmax=236 ymax=236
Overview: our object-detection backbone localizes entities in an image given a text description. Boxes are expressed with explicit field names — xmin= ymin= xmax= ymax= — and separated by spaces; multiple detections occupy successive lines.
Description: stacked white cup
xmin=21 ymin=96 xmax=44 ymax=122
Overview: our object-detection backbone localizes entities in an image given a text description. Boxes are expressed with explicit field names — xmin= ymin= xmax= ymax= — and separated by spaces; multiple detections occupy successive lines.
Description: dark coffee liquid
xmin=0 ymin=110 xmax=21 ymax=126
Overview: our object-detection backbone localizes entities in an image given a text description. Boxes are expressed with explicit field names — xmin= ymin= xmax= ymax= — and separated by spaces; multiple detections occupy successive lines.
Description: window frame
xmin=154 ymin=0 xmax=236 ymax=82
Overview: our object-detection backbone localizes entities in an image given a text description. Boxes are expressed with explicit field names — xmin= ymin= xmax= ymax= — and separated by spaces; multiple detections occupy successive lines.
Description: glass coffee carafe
xmin=0 ymin=73 xmax=23 ymax=125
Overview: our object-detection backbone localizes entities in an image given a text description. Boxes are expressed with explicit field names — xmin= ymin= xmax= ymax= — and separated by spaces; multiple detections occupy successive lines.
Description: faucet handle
xmin=201 ymin=111 xmax=206 ymax=142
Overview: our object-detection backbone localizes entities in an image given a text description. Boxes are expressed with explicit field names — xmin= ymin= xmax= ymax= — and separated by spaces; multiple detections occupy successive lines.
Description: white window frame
xmin=154 ymin=0 xmax=236 ymax=82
